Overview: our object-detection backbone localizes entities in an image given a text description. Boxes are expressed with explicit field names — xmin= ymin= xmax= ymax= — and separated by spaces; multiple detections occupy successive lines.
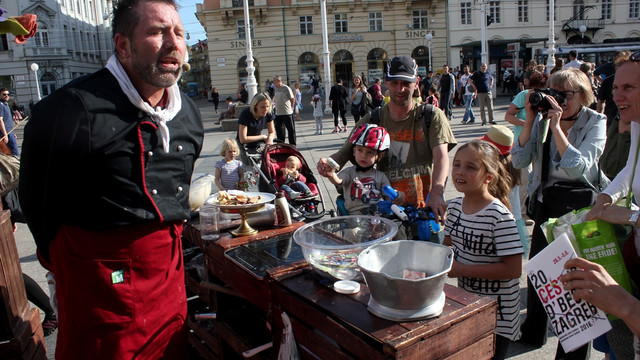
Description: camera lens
xmin=529 ymin=92 xmax=544 ymax=108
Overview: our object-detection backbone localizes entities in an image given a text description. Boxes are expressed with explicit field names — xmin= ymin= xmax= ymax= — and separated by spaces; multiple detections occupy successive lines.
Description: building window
xmin=631 ymin=0 xmax=640 ymax=18
xmin=64 ymin=25 xmax=69 ymax=48
xmin=573 ymin=0 xmax=585 ymax=20
xmin=0 ymin=34 xmax=8 ymax=51
xmin=237 ymin=19 xmax=254 ymax=40
xmin=601 ymin=0 xmax=612 ymax=19
xmin=299 ymin=16 xmax=313 ymax=35
xmin=369 ymin=12 xmax=383 ymax=32
xmin=35 ymin=24 xmax=49 ymax=47
xmin=334 ymin=14 xmax=348 ymax=33
xmin=412 ymin=10 xmax=429 ymax=29
xmin=72 ymin=27 xmax=78 ymax=50
xmin=87 ymin=32 xmax=92 ymax=53
xmin=461 ymin=2 xmax=472 ymax=25
xmin=232 ymin=0 xmax=253 ymax=6
xmin=518 ymin=1 xmax=528 ymax=22
xmin=80 ymin=32 xmax=85 ymax=51
xmin=76 ymin=0 xmax=81 ymax=16
xmin=488 ymin=1 xmax=500 ymax=24
xmin=546 ymin=0 xmax=557 ymax=21
xmin=88 ymin=0 xmax=94 ymax=20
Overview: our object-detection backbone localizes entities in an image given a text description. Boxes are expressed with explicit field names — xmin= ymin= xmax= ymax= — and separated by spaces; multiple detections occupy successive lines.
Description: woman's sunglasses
xmin=631 ymin=50 xmax=640 ymax=61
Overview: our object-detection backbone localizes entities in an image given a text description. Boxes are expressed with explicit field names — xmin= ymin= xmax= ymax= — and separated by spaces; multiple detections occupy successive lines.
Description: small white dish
xmin=333 ymin=280 xmax=361 ymax=294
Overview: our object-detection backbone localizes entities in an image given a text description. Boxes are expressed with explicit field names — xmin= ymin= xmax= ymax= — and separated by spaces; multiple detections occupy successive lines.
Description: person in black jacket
xmin=329 ymin=78 xmax=349 ymax=133
xmin=18 ymin=0 xmax=204 ymax=357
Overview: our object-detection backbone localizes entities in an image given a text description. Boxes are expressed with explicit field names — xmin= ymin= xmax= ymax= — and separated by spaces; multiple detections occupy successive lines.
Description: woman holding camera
xmin=511 ymin=68 xmax=608 ymax=360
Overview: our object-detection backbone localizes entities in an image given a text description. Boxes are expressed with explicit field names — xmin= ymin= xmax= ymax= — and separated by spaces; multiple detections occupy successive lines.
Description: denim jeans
xmin=463 ymin=95 xmax=475 ymax=123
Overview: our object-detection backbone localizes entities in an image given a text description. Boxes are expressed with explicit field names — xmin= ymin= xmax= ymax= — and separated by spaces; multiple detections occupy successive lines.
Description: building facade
xmin=447 ymin=0 xmax=640 ymax=74
xmin=0 ymin=0 xmax=112 ymax=107
xmin=181 ymin=39 xmax=212 ymax=96
xmin=196 ymin=0 xmax=447 ymax=96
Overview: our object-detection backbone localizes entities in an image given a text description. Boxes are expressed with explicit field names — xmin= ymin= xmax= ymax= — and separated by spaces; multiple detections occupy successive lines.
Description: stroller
xmin=250 ymin=143 xmax=327 ymax=221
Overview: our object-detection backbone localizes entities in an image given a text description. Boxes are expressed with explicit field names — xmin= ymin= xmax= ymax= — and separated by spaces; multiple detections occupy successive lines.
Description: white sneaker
xmin=289 ymin=191 xmax=301 ymax=199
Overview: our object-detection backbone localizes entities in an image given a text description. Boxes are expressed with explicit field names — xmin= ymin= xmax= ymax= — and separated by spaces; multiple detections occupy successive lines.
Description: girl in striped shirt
xmin=215 ymin=138 xmax=244 ymax=191
xmin=444 ymin=140 xmax=523 ymax=360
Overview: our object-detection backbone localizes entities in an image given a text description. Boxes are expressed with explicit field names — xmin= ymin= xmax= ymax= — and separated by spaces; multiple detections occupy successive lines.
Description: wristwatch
xmin=629 ymin=211 xmax=640 ymax=227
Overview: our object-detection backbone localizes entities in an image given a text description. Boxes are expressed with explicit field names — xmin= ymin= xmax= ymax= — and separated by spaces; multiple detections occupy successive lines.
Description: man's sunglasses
xmin=632 ymin=50 xmax=640 ymax=61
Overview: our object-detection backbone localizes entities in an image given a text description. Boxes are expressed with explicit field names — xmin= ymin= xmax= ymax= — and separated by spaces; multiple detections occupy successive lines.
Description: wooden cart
xmin=183 ymin=220 xmax=497 ymax=359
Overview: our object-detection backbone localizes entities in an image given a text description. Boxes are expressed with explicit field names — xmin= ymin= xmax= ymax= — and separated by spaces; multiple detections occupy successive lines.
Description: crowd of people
xmin=4 ymin=1 xmax=639 ymax=357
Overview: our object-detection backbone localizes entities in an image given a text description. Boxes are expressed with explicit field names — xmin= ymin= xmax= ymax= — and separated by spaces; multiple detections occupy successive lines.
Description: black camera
xmin=529 ymin=88 xmax=566 ymax=111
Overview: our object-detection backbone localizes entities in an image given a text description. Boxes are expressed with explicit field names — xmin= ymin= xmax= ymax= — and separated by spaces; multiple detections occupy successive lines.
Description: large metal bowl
xmin=358 ymin=240 xmax=453 ymax=321
xmin=293 ymin=216 xmax=398 ymax=281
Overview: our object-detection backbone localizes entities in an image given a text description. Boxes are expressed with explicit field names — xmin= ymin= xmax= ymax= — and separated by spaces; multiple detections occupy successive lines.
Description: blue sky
xmin=179 ymin=1 xmax=207 ymax=45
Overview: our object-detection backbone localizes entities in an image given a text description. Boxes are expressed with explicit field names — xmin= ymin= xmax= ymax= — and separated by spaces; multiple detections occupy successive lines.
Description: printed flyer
xmin=524 ymin=233 xmax=611 ymax=353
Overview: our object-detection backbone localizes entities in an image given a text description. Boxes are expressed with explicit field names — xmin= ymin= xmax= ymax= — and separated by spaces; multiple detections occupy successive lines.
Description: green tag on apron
xmin=111 ymin=269 xmax=125 ymax=284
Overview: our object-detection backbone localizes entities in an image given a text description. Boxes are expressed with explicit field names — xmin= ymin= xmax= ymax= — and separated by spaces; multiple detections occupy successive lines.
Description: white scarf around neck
xmin=106 ymin=55 xmax=182 ymax=152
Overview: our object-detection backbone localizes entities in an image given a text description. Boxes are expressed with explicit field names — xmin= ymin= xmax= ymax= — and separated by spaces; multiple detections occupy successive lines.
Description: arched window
xmin=40 ymin=72 xmax=57 ymax=97
xmin=412 ymin=47 xmax=429 ymax=75
xmin=298 ymin=52 xmax=319 ymax=87
xmin=366 ymin=48 xmax=388 ymax=83
xmin=34 ymin=23 xmax=49 ymax=47
xmin=332 ymin=50 xmax=354 ymax=86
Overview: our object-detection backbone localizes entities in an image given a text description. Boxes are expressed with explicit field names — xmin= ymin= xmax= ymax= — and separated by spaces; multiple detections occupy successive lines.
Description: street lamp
xmin=30 ymin=63 xmax=41 ymax=101
xmin=546 ymin=0 xmax=556 ymax=70
xmin=319 ymin=0 xmax=332 ymax=113
xmin=579 ymin=24 xmax=587 ymax=39
xmin=243 ymin=0 xmax=257 ymax=102
xmin=425 ymin=33 xmax=433 ymax=72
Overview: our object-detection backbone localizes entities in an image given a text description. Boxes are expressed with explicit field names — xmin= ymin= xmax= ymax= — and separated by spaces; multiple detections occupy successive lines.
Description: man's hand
xmin=426 ymin=194 xmax=447 ymax=225
xmin=317 ymin=158 xmax=332 ymax=177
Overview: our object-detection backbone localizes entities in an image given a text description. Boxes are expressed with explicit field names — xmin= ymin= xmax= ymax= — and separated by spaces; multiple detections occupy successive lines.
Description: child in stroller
xmin=276 ymin=156 xmax=314 ymax=200
xmin=259 ymin=143 xmax=327 ymax=220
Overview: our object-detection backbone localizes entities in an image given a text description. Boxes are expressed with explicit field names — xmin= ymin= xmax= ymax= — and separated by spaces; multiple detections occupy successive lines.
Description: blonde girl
xmin=214 ymin=138 xmax=244 ymax=191
xmin=444 ymin=140 xmax=523 ymax=360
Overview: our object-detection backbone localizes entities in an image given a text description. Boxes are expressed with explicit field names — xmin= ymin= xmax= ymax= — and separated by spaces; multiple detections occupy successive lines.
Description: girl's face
xmin=353 ymin=145 xmax=379 ymax=168
xmin=255 ymin=100 xmax=270 ymax=117
xmin=452 ymin=147 xmax=492 ymax=195
xmin=224 ymin=148 xmax=237 ymax=161
xmin=354 ymin=77 xmax=361 ymax=85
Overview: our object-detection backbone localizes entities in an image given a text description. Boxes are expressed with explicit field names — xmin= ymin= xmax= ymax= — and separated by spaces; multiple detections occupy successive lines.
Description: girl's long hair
xmin=460 ymin=140 xmax=512 ymax=210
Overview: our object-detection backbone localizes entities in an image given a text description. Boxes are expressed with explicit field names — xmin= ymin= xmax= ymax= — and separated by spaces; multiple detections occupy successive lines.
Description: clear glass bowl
xmin=293 ymin=216 xmax=398 ymax=281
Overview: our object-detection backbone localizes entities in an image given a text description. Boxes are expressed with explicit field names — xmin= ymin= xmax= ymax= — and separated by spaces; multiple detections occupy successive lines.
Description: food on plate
xmin=216 ymin=191 xmax=262 ymax=205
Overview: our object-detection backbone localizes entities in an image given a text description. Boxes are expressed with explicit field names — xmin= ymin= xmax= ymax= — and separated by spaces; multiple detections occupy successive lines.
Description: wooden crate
xmin=270 ymin=271 xmax=497 ymax=360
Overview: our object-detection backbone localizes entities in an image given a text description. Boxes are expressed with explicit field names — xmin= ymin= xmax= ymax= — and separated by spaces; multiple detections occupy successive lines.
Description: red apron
xmin=49 ymin=222 xmax=187 ymax=359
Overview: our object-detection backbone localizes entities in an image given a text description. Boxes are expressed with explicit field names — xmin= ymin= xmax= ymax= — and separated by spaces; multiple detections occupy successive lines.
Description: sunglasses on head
xmin=631 ymin=50 xmax=640 ymax=62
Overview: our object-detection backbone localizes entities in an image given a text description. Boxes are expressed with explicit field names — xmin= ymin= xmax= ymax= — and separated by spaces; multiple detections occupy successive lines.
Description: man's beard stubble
xmin=131 ymin=48 xmax=182 ymax=88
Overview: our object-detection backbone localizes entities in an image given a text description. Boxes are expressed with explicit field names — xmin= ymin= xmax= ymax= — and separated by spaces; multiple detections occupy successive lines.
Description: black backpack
xmin=367 ymin=85 xmax=376 ymax=98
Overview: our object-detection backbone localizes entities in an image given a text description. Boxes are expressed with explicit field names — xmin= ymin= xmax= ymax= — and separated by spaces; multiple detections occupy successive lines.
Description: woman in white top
xmin=576 ymin=51 xmax=640 ymax=350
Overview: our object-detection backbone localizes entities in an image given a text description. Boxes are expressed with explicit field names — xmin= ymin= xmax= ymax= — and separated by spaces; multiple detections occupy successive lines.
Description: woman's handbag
xmin=350 ymin=102 xmax=360 ymax=117
xmin=542 ymin=181 xmax=597 ymax=217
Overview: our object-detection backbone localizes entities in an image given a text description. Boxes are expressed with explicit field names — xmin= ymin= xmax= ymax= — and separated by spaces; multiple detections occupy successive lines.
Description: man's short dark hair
xmin=0 ymin=88 xmax=8 ymax=93
xmin=111 ymin=0 xmax=179 ymax=40
xmin=569 ymin=49 xmax=578 ymax=59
